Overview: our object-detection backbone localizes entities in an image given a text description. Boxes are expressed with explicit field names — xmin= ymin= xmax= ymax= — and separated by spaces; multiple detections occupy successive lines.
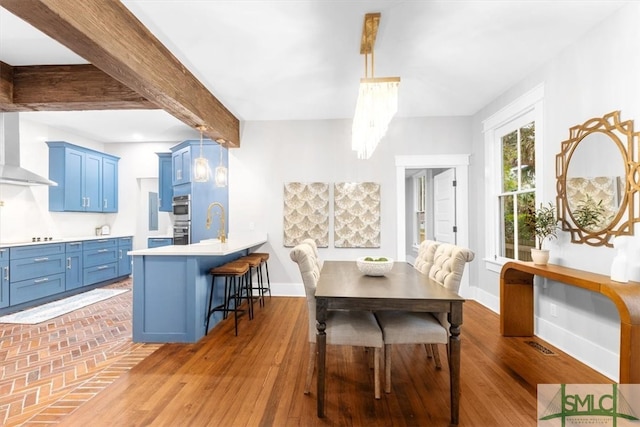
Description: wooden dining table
xmin=315 ymin=260 xmax=465 ymax=424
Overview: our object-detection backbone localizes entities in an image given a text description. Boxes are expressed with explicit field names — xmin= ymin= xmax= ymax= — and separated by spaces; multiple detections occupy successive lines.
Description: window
xmin=483 ymin=85 xmax=544 ymax=272
xmin=498 ymin=120 xmax=535 ymax=261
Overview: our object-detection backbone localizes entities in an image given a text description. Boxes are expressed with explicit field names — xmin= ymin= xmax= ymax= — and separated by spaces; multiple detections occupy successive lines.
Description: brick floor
xmin=0 ymin=279 xmax=161 ymax=426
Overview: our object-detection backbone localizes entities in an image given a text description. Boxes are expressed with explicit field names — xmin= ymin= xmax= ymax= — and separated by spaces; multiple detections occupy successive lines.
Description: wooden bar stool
xmin=206 ymin=260 xmax=250 ymax=336
xmin=237 ymin=254 xmax=265 ymax=308
xmin=251 ymin=252 xmax=271 ymax=299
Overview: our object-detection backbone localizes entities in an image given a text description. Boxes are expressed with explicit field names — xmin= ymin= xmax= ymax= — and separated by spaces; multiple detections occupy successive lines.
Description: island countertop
xmin=128 ymin=232 xmax=267 ymax=256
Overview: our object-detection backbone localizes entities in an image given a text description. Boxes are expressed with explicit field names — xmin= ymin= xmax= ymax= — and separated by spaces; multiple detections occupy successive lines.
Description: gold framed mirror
xmin=556 ymin=111 xmax=639 ymax=247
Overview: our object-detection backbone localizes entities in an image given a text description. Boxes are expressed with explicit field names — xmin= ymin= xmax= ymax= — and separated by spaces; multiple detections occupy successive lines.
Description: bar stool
xmin=237 ymin=254 xmax=265 ymax=308
xmin=206 ymin=260 xmax=250 ymax=336
xmin=251 ymin=252 xmax=271 ymax=299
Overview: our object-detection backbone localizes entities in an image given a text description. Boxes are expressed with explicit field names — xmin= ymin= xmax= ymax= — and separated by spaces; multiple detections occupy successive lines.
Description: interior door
xmin=434 ymin=168 xmax=456 ymax=244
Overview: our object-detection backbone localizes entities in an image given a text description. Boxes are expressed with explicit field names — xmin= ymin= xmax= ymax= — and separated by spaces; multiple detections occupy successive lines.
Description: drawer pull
xmin=97 ymin=249 xmax=110 ymax=253
xmin=97 ymin=239 xmax=109 ymax=243
xmin=34 ymin=277 xmax=49 ymax=283
xmin=34 ymin=257 xmax=49 ymax=262
xmin=70 ymin=242 xmax=81 ymax=246
xmin=3 ymin=266 xmax=8 ymax=281
xmin=119 ymin=249 xmax=123 ymax=259
xmin=0 ymin=248 xmax=6 ymax=253
xmin=97 ymin=265 xmax=110 ymax=270
xmin=67 ymin=257 xmax=72 ymax=269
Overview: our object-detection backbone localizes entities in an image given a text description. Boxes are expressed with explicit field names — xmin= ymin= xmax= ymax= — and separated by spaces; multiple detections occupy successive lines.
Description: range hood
xmin=0 ymin=112 xmax=57 ymax=186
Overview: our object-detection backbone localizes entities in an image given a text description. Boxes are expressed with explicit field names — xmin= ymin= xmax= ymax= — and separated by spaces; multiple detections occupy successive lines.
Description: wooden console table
xmin=500 ymin=261 xmax=640 ymax=383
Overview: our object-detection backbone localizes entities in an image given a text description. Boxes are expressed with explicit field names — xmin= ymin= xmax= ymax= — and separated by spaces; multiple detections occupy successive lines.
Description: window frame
xmin=483 ymin=84 xmax=544 ymax=273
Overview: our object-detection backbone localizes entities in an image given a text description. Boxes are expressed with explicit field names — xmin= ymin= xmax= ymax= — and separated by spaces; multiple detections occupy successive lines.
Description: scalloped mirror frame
xmin=556 ymin=111 xmax=640 ymax=247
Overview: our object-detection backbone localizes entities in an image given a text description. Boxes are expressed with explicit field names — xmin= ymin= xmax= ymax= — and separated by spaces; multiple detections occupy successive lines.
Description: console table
xmin=500 ymin=261 xmax=640 ymax=383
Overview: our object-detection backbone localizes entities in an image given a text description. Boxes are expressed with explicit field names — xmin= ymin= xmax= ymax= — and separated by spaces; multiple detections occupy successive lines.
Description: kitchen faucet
xmin=205 ymin=202 xmax=226 ymax=243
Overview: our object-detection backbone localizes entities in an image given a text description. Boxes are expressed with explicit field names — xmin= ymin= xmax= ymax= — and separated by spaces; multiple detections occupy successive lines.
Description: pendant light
xmin=193 ymin=125 xmax=210 ymax=182
xmin=214 ymin=139 xmax=228 ymax=187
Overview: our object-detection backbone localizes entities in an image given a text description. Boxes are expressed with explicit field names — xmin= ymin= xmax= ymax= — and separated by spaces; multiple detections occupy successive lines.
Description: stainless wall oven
xmin=172 ymin=194 xmax=191 ymax=222
xmin=173 ymin=221 xmax=191 ymax=245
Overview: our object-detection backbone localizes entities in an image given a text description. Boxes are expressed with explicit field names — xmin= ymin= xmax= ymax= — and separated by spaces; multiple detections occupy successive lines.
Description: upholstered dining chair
xmin=301 ymin=238 xmax=323 ymax=270
xmin=412 ymin=239 xmax=442 ymax=364
xmin=375 ymin=243 xmax=474 ymax=393
xmin=290 ymin=244 xmax=383 ymax=399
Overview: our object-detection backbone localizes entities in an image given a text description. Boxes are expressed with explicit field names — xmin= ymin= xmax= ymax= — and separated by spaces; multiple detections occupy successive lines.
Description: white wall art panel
xmin=283 ymin=182 xmax=329 ymax=247
xmin=334 ymin=182 xmax=380 ymax=248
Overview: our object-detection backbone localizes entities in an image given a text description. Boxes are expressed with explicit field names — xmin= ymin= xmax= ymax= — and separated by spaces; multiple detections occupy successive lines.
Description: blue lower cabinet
xmin=84 ymin=263 xmax=119 ymax=286
xmin=148 ymin=238 xmax=173 ymax=248
xmin=10 ymin=253 xmax=66 ymax=282
xmin=65 ymin=242 xmax=83 ymax=291
xmin=10 ymin=273 xmax=66 ymax=305
xmin=0 ymin=248 xmax=8 ymax=309
xmin=117 ymin=237 xmax=133 ymax=277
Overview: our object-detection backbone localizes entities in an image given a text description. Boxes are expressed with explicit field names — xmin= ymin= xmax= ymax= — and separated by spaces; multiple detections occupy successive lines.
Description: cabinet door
xmin=84 ymin=152 xmax=102 ymax=212
xmin=102 ymin=156 xmax=118 ymax=212
xmin=65 ymin=251 xmax=83 ymax=290
xmin=172 ymin=147 xmax=191 ymax=186
xmin=0 ymin=249 xmax=8 ymax=309
xmin=158 ymin=153 xmax=173 ymax=212
xmin=63 ymin=148 xmax=85 ymax=211
xmin=117 ymin=237 xmax=133 ymax=276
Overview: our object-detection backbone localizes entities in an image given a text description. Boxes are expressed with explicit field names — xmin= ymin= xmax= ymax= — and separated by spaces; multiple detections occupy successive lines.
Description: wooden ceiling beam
xmin=0 ymin=0 xmax=240 ymax=147
xmin=0 ymin=62 xmax=158 ymax=111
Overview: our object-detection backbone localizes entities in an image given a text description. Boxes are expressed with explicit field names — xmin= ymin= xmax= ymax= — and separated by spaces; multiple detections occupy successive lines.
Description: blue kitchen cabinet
xmin=65 ymin=241 xmax=83 ymax=291
xmin=102 ymin=156 xmax=119 ymax=213
xmin=172 ymin=146 xmax=191 ymax=186
xmin=157 ymin=153 xmax=173 ymax=212
xmin=117 ymin=237 xmax=133 ymax=276
xmin=0 ymin=248 xmax=8 ymax=308
xmin=9 ymin=243 xmax=66 ymax=305
xmin=148 ymin=237 xmax=173 ymax=248
xmin=83 ymin=238 xmax=118 ymax=286
xmin=47 ymin=142 xmax=120 ymax=213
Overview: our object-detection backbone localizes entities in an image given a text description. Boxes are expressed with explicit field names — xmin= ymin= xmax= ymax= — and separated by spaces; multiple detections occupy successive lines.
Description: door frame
xmin=395 ymin=154 xmax=470 ymax=292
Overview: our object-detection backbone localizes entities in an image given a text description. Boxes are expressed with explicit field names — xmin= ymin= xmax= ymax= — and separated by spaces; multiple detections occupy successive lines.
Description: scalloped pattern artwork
xmin=283 ymin=182 xmax=329 ymax=247
xmin=334 ymin=182 xmax=380 ymax=248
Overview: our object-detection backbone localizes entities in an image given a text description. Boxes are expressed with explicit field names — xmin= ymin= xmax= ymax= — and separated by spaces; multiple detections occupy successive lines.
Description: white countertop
xmin=128 ymin=232 xmax=268 ymax=256
xmin=0 ymin=234 xmax=133 ymax=248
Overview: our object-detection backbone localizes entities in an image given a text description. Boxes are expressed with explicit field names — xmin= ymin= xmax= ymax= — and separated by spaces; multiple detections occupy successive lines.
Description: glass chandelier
xmin=352 ymin=13 xmax=400 ymax=160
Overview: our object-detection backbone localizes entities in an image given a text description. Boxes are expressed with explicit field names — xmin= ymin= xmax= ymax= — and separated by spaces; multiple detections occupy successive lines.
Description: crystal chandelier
xmin=352 ymin=13 xmax=400 ymax=160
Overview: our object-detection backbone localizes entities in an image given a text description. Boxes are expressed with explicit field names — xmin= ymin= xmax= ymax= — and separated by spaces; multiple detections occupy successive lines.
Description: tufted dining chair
xmin=414 ymin=239 xmax=440 ymax=274
xmin=290 ymin=244 xmax=383 ymax=399
xmin=375 ymin=243 xmax=474 ymax=393
xmin=301 ymin=238 xmax=323 ymax=270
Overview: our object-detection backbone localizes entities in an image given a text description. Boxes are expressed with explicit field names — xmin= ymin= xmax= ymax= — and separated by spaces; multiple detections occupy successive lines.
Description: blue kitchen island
xmin=128 ymin=233 xmax=267 ymax=343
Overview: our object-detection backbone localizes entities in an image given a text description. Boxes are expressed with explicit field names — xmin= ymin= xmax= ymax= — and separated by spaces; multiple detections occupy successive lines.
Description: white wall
xmin=228 ymin=117 xmax=472 ymax=292
xmin=469 ymin=3 xmax=640 ymax=380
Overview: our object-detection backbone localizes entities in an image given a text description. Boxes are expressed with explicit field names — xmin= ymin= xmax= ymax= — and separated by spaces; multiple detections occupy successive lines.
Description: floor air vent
xmin=525 ymin=341 xmax=557 ymax=356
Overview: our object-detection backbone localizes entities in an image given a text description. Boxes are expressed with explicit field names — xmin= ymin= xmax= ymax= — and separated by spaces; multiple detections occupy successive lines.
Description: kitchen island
xmin=128 ymin=233 xmax=267 ymax=343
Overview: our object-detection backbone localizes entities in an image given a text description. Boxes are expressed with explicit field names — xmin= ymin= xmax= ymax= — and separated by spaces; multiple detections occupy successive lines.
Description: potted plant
xmin=524 ymin=202 xmax=560 ymax=265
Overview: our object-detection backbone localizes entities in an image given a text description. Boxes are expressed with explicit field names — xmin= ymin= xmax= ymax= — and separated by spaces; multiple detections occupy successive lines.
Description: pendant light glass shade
xmin=215 ymin=142 xmax=228 ymax=187
xmin=194 ymin=125 xmax=210 ymax=182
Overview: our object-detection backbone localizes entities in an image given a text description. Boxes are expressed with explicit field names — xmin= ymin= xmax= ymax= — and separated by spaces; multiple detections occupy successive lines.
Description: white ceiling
xmin=0 ymin=0 xmax=631 ymax=143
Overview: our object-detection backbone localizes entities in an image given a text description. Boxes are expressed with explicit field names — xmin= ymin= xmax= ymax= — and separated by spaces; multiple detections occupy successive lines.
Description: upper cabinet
xmin=46 ymin=142 xmax=120 ymax=213
xmin=157 ymin=153 xmax=173 ymax=212
xmin=172 ymin=145 xmax=191 ymax=186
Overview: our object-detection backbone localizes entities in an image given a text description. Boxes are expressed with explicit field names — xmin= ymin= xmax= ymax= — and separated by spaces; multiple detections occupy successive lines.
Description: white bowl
xmin=356 ymin=257 xmax=394 ymax=276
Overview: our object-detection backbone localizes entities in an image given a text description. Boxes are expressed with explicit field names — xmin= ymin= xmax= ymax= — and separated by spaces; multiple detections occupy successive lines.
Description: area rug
xmin=0 ymin=288 xmax=130 ymax=324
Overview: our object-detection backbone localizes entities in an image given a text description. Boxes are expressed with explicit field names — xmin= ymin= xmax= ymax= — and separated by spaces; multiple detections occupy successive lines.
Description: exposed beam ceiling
xmin=0 ymin=0 xmax=240 ymax=147
xmin=0 ymin=62 xmax=157 ymax=111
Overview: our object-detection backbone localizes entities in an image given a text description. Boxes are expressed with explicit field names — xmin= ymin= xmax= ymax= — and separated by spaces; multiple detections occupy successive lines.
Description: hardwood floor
xmin=2 ymin=285 xmax=611 ymax=426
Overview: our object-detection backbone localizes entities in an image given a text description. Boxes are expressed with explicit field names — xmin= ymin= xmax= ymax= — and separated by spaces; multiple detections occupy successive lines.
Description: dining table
xmin=315 ymin=260 xmax=465 ymax=424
